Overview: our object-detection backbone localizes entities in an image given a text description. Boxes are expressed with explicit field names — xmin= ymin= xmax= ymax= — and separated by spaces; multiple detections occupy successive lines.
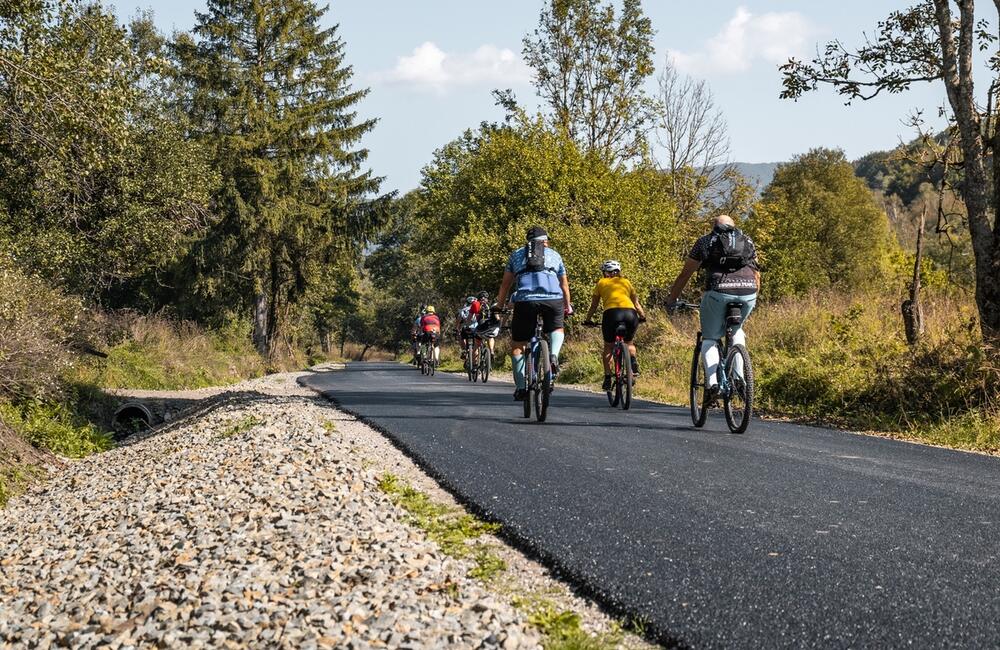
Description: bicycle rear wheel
xmin=723 ymin=344 xmax=753 ymax=433
xmin=689 ymin=340 xmax=707 ymax=427
xmin=522 ymin=352 xmax=532 ymax=419
xmin=609 ymin=345 xmax=622 ymax=407
xmin=622 ymin=346 xmax=633 ymax=411
xmin=535 ymin=340 xmax=551 ymax=422
xmin=479 ymin=346 xmax=492 ymax=383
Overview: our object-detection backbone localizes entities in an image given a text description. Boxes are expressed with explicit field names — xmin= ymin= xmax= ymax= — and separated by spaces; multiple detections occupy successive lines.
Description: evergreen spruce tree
xmin=174 ymin=0 xmax=383 ymax=357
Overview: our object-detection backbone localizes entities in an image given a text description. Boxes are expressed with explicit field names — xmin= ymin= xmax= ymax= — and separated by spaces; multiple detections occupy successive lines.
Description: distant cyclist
xmin=410 ymin=304 xmax=427 ymax=364
xmin=583 ymin=260 xmax=647 ymax=391
xmin=418 ymin=305 xmax=443 ymax=367
xmin=495 ymin=226 xmax=572 ymax=401
xmin=456 ymin=296 xmax=481 ymax=360
xmin=666 ymin=215 xmax=760 ymax=401
xmin=475 ymin=290 xmax=498 ymax=356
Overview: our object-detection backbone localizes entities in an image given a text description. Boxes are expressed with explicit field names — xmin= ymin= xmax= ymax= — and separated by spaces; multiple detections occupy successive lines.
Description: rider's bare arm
xmin=585 ymin=295 xmax=600 ymax=322
xmin=559 ymin=275 xmax=571 ymax=313
xmin=667 ymin=257 xmax=702 ymax=303
xmin=496 ymin=270 xmax=515 ymax=308
xmin=632 ymin=290 xmax=646 ymax=319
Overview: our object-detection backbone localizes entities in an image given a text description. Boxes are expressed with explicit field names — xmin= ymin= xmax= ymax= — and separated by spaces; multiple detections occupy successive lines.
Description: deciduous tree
xmin=779 ymin=0 xmax=1000 ymax=343
xmin=522 ymin=0 xmax=656 ymax=165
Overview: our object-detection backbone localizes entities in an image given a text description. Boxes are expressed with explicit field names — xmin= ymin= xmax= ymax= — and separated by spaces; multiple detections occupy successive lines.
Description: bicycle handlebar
xmin=669 ymin=301 xmax=700 ymax=313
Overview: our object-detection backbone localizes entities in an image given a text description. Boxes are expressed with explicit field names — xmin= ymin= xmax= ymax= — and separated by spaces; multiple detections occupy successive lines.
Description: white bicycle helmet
xmin=601 ymin=260 xmax=622 ymax=273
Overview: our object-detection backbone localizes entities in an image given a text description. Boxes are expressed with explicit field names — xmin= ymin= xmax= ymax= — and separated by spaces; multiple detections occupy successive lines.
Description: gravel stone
xmin=0 ymin=371 xmax=541 ymax=649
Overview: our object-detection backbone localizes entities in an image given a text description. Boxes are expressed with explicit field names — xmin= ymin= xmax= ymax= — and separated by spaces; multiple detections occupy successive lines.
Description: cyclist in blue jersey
xmin=495 ymin=226 xmax=573 ymax=401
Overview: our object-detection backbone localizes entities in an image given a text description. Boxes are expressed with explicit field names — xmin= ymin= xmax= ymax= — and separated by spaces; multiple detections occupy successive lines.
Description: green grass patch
xmin=218 ymin=415 xmax=263 ymax=439
xmin=0 ymin=463 xmax=43 ymax=507
xmin=72 ymin=318 xmax=265 ymax=391
xmin=0 ymin=400 xmax=112 ymax=458
xmin=378 ymin=473 xmax=507 ymax=580
xmin=513 ymin=594 xmax=624 ymax=650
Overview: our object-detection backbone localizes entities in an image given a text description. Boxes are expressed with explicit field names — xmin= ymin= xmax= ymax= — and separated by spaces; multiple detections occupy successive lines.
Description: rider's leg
xmin=625 ymin=310 xmax=640 ymax=373
xmin=549 ymin=329 xmax=565 ymax=357
xmin=602 ymin=342 xmax=613 ymax=374
xmin=511 ymin=343 xmax=527 ymax=389
xmin=699 ymin=292 xmax=727 ymax=388
xmin=627 ymin=342 xmax=639 ymax=374
xmin=701 ymin=339 xmax=720 ymax=387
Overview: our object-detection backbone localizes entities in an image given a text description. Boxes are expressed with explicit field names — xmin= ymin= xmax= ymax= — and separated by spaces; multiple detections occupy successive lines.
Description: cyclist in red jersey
xmin=419 ymin=306 xmax=442 ymax=366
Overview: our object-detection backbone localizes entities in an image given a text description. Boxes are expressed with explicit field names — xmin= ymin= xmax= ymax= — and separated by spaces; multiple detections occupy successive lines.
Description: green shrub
xmin=0 ymin=400 xmax=112 ymax=458
xmin=0 ymin=260 xmax=86 ymax=401
xmin=73 ymin=316 xmax=265 ymax=390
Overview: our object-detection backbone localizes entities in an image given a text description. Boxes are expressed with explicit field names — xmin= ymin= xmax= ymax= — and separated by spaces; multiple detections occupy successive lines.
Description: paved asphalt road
xmin=301 ymin=362 xmax=1000 ymax=648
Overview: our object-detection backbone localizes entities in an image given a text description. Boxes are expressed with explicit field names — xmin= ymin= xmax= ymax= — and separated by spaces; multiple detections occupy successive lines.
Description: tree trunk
xmin=264 ymin=253 xmax=281 ymax=360
xmin=252 ymin=293 xmax=268 ymax=356
xmin=358 ymin=344 xmax=370 ymax=361
xmin=902 ymin=206 xmax=926 ymax=345
xmin=933 ymin=0 xmax=1000 ymax=344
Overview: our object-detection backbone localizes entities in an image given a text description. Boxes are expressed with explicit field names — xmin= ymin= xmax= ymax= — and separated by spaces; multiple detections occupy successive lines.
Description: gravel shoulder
xmin=0 ymin=366 xmax=654 ymax=649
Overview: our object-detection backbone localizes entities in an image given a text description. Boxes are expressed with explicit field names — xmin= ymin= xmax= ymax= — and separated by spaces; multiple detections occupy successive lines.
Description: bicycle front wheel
xmin=608 ymin=344 xmax=621 ymax=407
xmin=522 ymin=351 xmax=532 ymax=419
xmin=723 ymin=344 xmax=753 ymax=433
xmin=480 ymin=346 xmax=492 ymax=383
xmin=622 ymin=347 xmax=633 ymax=411
xmin=535 ymin=340 xmax=551 ymax=422
xmin=689 ymin=340 xmax=707 ymax=427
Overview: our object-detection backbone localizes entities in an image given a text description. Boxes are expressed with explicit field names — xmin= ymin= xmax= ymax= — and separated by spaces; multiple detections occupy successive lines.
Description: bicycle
xmin=583 ymin=320 xmax=634 ymax=410
xmin=419 ymin=333 xmax=438 ymax=377
xmin=462 ymin=326 xmax=478 ymax=382
xmin=673 ymin=301 xmax=754 ymax=433
xmin=522 ymin=314 xmax=559 ymax=422
xmin=474 ymin=319 xmax=501 ymax=383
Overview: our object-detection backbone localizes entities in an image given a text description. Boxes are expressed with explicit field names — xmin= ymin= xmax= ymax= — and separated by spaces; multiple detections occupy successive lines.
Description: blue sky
xmin=111 ymin=1 xmax=954 ymax=194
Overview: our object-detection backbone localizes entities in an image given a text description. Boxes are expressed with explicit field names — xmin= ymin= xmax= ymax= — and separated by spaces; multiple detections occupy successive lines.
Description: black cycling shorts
xmin=510 ymin=300 xmax=564 ymax=342
xmin=419 ymin=330 xmax=438 ymax=344
xmin=601 ymin=308 xmax=639 ymax=343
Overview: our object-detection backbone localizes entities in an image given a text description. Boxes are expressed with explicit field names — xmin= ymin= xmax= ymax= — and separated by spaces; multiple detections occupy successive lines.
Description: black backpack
xmin=524 ymin=239 xmax=546 ymax=272
xmin=707 ymin=227 xmax=753 ymax=273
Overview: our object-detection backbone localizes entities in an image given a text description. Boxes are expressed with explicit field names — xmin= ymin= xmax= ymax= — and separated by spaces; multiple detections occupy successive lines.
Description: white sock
xmin=730 ymin=329 xmax=746 ymax=377
xmin=701 ymin=339 xmax=720 ymax=388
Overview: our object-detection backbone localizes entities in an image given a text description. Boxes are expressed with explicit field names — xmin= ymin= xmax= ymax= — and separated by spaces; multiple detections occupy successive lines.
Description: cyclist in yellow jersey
xmin=583 ymin=260 xmax=647 ymax=391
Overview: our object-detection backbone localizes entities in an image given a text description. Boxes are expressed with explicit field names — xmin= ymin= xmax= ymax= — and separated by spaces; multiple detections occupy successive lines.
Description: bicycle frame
xmin=527 ymin=319 xmax=548 ymax=388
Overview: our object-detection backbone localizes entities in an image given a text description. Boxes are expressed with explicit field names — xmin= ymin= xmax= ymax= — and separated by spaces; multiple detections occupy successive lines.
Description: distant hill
xmin=730 ymin=162 xmax=780 ymax=193
xmin=702 ymin=162 xmax=782 ymax=196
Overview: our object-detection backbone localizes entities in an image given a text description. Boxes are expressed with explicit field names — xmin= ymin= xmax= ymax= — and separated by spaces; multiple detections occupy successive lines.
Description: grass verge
xmin=71 ymin=317 xmax=265 ymax=391
xmin=0 ymin=399 xmax=113 ymax=458
xmin=512 ymin=593 xmax=626 ymax=650
xmin=557 ymin=290 xmax=1000 ymax=453
xmin=378 ymin=473 xmax=507 ymax=581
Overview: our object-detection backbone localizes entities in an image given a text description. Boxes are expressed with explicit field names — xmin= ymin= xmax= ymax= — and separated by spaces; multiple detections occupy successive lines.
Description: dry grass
xmin=558 ymin=290 xmax=1000 ymax=452
xmin=73 ymin=316 xmax=266 ymax=390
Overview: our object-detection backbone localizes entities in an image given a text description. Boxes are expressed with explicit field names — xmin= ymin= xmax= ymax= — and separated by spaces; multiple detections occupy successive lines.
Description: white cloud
xmin=377 ymin=42 xmax=531 ymax=91
xmin=667 ymin=7 xmax=816 ymax=75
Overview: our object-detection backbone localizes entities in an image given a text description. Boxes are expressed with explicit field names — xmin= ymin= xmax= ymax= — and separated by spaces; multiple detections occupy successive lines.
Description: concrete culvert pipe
xmin=112 ymin=402 xmax=153 ymax=435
